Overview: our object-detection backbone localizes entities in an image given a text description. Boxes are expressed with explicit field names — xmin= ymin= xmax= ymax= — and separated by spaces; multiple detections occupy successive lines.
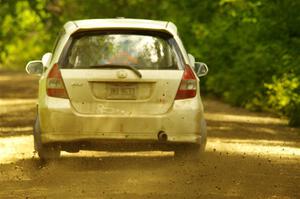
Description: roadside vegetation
xmin=1 ymin=0 xmax=299 ymax=126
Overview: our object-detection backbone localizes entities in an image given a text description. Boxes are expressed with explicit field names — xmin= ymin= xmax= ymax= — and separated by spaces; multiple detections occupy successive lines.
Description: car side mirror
xmin=194 ymin=62 xmax=208 ymax=77
xmin=25 ymin=60 xmax=43 ymax=75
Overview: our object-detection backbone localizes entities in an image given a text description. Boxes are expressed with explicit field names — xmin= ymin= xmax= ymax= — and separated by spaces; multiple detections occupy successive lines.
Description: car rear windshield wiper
xmin=89 ymin=64 xmax=142 ymax=78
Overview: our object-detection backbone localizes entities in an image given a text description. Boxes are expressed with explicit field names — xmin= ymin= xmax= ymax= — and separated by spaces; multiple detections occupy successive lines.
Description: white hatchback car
xmin=26 ymin=18 xmax=208 ymax=160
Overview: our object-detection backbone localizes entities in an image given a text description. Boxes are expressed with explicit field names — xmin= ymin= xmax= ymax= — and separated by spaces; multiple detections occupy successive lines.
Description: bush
xmin=265 ymin=74 xmax=300 ymax=126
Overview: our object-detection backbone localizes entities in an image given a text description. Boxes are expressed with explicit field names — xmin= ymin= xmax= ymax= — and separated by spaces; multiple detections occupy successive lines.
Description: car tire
xmin=34 ymin=115 xmax=61 ymax=161
xmin=174 ymin=119 xmax=207 ymax=160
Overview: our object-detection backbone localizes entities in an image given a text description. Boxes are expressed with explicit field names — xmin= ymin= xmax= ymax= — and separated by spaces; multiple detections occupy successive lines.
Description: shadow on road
xmin=0 ymin=71 xmax=38 ymax=137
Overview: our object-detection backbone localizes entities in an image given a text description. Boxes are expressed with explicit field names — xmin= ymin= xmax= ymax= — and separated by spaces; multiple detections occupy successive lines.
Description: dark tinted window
xmin=63 ymin=33 xmax=182 ymax=70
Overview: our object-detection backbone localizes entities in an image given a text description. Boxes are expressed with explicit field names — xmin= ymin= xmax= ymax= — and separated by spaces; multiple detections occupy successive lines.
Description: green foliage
xmin=0 ymin=0 xmax=50 ymax=69
xmin=0 ymin=0 xmax=299 ymax=126
xmin=265 ymin=74 xmax=300 ymax=126
xmin=195 ymin=0 xmax=300 ymax=126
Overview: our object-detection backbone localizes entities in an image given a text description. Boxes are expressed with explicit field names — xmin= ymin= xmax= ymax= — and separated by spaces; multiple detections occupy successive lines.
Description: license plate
xmin=106 ymin=83 xmax=137 ymax=99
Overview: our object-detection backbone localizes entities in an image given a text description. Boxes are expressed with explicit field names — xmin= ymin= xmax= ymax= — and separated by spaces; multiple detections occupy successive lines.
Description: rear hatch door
xmin=59 ymin=30 xmax=185 ymax=116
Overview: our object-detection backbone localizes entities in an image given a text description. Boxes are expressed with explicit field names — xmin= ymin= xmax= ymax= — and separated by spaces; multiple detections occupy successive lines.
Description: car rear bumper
xmin=39 ymin=97 xmax=204 ymax=146
xmin=44 ymin=139 xmax=202 ymax=152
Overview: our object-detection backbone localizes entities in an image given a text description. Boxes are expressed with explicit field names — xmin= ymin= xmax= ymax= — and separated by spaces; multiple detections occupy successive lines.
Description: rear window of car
xmin=60 ymin=30 xmax=184 ymax=70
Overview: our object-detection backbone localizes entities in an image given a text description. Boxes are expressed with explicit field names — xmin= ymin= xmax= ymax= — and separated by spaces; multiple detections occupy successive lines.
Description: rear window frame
xmin=58 ymin=29 xmax=185 ymax=70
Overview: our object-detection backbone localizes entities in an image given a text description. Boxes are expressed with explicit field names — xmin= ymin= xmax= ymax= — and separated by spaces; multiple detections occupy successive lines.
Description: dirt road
xmin=0 ymin=71 xmax=300 ymax=199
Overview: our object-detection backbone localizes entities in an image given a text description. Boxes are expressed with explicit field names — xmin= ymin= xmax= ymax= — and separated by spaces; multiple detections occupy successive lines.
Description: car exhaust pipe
xmin=158 ymin=131 xmax=168 ymax=142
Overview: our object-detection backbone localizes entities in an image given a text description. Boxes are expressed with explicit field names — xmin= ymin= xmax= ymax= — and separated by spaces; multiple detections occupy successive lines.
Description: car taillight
xmin=175 ymin=65 xmax=197 ymax=100
xmin=46 ymin=63 xmax=68 ymax=98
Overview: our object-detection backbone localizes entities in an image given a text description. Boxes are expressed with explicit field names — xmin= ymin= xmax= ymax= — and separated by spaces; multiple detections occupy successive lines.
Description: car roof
xmin=63 ymin=18 xmax=178 ymax=36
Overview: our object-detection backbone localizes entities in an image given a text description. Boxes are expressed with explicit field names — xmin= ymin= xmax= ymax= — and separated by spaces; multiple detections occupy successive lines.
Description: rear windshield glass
xmin=61 ymin=32 xmax=183 ymax=70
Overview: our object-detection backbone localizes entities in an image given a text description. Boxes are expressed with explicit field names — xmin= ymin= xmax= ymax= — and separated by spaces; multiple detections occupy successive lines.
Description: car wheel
xmin=174 ymin=119 xmax=207 ymax=160
xmin=34 ymin=116 xmax=61 ymax=161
